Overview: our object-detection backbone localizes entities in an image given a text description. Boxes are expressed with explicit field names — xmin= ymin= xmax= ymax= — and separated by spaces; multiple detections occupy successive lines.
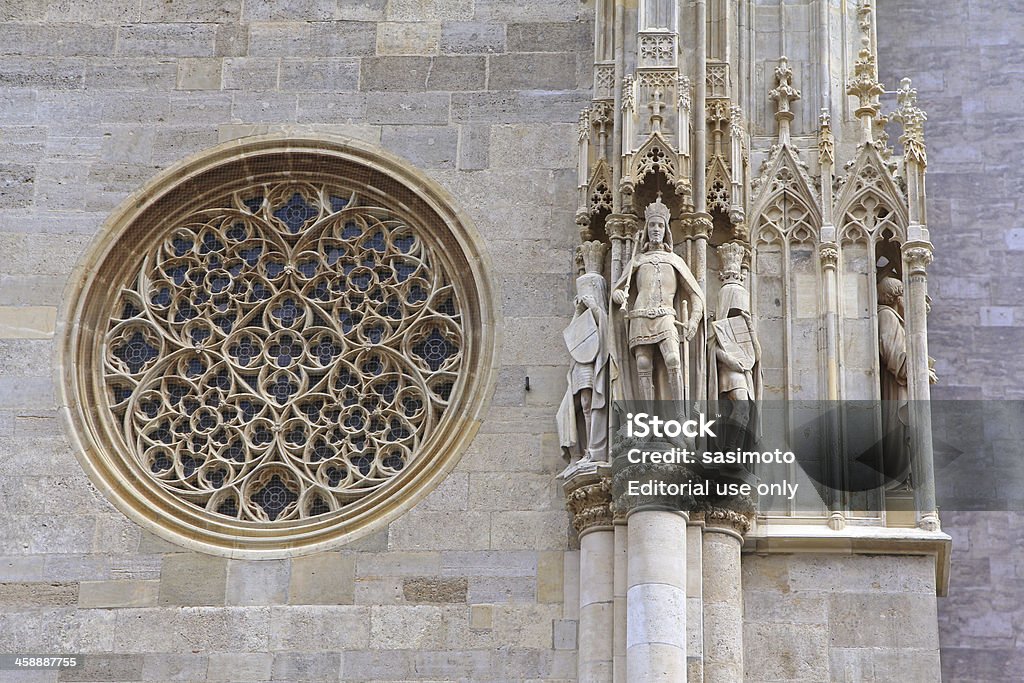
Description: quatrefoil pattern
xmin=103 ymin=182 xmax=463 ymax=522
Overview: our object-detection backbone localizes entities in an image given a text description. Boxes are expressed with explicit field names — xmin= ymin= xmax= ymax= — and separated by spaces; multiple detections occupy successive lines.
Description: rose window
xmin=102 ymin=181 xmax=464 ymax=523
xmin=60 ymin=138 xmax=497 ymax=555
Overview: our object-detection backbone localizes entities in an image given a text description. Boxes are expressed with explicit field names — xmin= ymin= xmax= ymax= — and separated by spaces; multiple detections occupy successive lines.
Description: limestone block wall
xmin=878 ymin=2 xmax=1024 ymax=680
xmin=0 ymin=1 xmax=592 ymax=681
xmin=741 ymin=554 xmax=941 ymax=682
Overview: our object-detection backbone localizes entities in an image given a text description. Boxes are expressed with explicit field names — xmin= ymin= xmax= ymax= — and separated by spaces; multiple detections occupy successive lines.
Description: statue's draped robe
xmin=878 ymin=303 xmax=910 ymax=485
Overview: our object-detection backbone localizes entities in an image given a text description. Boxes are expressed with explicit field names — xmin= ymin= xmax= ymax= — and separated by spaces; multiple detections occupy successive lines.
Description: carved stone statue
xmin=558 ymin=242 xmax=613 ymax=467
xmin=877 ymin=276 xmax=910 ymax=485
xmin=612 ymin=197 xmax=704 ymax=403
xmin=707 ymin=243 xmax=762 ymax=455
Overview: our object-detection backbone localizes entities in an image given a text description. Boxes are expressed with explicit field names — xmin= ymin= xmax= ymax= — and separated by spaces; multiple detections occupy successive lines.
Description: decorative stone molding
xmin=702 ymin=505 xmax=754 ymax=535
xmin=903 ymin=242 xmax=934 ymax=275
xmin=56 ymin=135 xmax=501 ymax=558
xmin=564 ymin=473 xmax=614 ymax=534
xmin=819 ymin=244 xmax=840 ymax=270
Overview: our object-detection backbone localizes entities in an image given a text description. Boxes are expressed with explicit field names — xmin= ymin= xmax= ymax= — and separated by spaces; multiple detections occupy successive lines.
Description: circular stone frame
xmin=56 ymin=135 xmax=501 ymax=558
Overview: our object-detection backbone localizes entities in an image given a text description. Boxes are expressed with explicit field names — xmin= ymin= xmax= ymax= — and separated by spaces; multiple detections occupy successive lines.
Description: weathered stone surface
xmin=207 ymin=652 xmax=273 ymax=681
xmin=176 ymin=58 xmax=223 ymax=91
xmin=59 ymin=654 xmax=144 ymax=682
xmin=289 ymin=553 xmax=354 ymax=605
xmin=141 ymin=653 xmax=208 ymax=681
xmin=221 ymin=57 xmax=278 ymax=90
xmin=381 ymin=124 xmax=458 ymax=168
xmin=440 ymin=22 xmax=505 ymax=54
xmin=268 ymin=605 xmax=370 ymax=650
xmin=226 ymin=559 xmax=290 ymax=606
xmin=402 ymin=576 xmax=468 ymax=603
xmin=0 ymin=581 xmax=77 ymax=606
xmin=387 ymin=0 xmax=472 ymax=22
xmin=376 ymin=22 xmax=442 ymax=55
xmin=369 ymin=604 xmax=445 ymax=649
xmin=248 ymin=21 xmax=377 ymax=57
xmin=79 ymin=580 xmax=159 ymax=608
xmin=158 ymin=554 xmax=227 ymax=606
xmin=119 ymin=24 xmax=218 ymax=58
xmin=271 ymin=652 xmax=342 ymax=681
xmin=279 ymin=59 xmax=360 ymax=92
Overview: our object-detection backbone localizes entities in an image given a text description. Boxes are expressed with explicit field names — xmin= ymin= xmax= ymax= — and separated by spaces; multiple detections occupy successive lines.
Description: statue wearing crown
xmin=611 ymin=198 xmax=705 ymax=403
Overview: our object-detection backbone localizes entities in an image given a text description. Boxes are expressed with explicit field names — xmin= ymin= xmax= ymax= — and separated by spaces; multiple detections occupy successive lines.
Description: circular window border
xmin=56 ymin=134 xmax=501 ymax=558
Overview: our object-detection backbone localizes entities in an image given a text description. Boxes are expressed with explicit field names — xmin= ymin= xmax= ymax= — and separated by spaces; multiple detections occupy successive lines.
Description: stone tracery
xmin=102 ymin=182 xmax=464 ymax=523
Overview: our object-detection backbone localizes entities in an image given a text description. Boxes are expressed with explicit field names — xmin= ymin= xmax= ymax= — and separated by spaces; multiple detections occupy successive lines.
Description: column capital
xmin=680 ymin=211 xmax=714 ymax=241
xmin=819 ymin=242 xmax=839 ymax=270
xmin=696 ymin=501 xmax=755 ymax=537
xmin=611 ymin=452 xmax=703 ymax=518
xmin=563 ymin=468 xmax=614 ymax=535
xmin=606 ymin=213 xmax=641 ymax=241
xmin=902 ymin=240 xmax=934 ymax=275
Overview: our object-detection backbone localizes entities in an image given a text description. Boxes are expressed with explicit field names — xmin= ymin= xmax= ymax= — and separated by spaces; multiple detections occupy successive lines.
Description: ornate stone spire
xmin=892 ymin=77 xmax=928 ymax=167
xmin=769 ymin=56 xmax=801 ymax=145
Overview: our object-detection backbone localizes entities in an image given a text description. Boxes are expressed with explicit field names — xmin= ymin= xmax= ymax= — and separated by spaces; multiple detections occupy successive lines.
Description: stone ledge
xmin=742 ymin=524 xmax=952 ymax=597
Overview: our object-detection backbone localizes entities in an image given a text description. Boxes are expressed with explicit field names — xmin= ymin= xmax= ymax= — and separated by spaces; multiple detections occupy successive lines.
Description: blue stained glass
xmin=243 ymin=196 xmax=264 ymax=212
xmin=200 ymin=233 xmax=224 ymax=255
xmin=240 ymin=247 xmax=262 ymax=266
xmin=395 ymin=235 xmax=415 ymax=253
xmin=273 ymin=193 xmax=318 ymax=233
xmin=152 ymin=288 xmax=172 ymax=307
xmin=172 ymin=236 xmax=193 ymax=256
xmin=329 ymin=195 xmax=349 ymax=212
xmin=395 ymin=262 xmax=415 ymax=282
xmin=406 ymin=285 xmax=427 ymax=304
xmin=326 ymin=246 xmax=345 ymax=264
xmin=114 ymin=331 xmax=159 ymax=373
xmin=151 ymin=453 xmax=172 ymax=473
xmin=226 ymin=223 xmax=246 ymax=241
xmin=169 ymin=266 xmax=188 ymax=286
xmin=365 ymin=231 xmax=386 ymax=253
xmin=413 ymin=328 xmax=455 ymax=372
xmin=298 ymin=260 xmax=318 ymax=277
xmin=253 ymin=475 xmax=297 ymax=520
xmin=342 ymin=222 xmax=361 ymax=239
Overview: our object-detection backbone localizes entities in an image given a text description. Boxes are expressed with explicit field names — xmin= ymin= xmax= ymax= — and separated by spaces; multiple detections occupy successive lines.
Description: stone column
xmin=612 ymin=508 xmax=628 ymax=683
xmin=902 ymin=243 xmax=938 ymax=531
xmin=701 ymin=508 xmax=751 ymax=683
xmin=613 ymin=461 xmax=697 ymax=683
xmin=565 ymin=469 xmax=615 ymax=682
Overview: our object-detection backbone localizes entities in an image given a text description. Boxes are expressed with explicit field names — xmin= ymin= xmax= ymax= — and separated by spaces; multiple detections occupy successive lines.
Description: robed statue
xmin=611 ymin=197 xmax=704 ymax=403
xmin=558 ymin=242 xmax=614 ymax=466
xmin=877 ymin=276 xmax=911 ymax=485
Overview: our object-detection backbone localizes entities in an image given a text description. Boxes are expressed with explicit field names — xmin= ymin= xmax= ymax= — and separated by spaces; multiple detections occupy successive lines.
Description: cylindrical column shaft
xmin=694 ymin=0 xmax=708 ymax=213
xmin=626 ymin=509 xmax=688 ymax=682
xmin=903 ymin=244 xmax=938 ymax=529
xmin=612 ymin=522 xmax=628 ymax=682
xmin=702 ymin=526 xmax=744 ymax=683
xmin=579 ymin=528 xmax=615 ymax=682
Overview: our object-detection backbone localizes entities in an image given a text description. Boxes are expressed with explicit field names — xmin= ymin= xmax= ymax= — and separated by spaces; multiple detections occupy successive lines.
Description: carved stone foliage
xmin=565 ymin=477 xmax=613 ymax=533
xmin=103 ymin=183 xmax=463 ymax=522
